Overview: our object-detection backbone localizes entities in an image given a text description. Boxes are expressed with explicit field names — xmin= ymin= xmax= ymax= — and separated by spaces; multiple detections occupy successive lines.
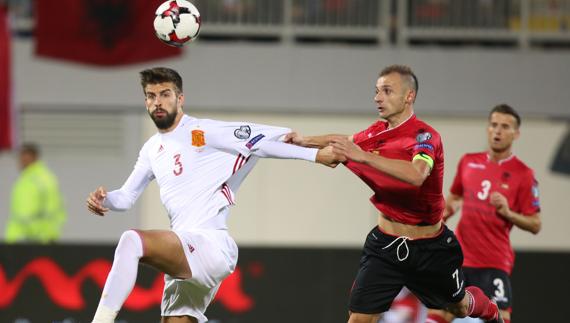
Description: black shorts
xmin=463 ymin=267 xmax=512 ymax=310
xmin=349 ymin=225 xmax=466 ymax=314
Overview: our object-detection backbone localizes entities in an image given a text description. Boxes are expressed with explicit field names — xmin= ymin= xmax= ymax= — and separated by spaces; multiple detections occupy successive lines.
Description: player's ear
xmin=178 ymin=93 xmax=185 ymax=106
xmin=406 ymin=89 xmax=416 ymax=104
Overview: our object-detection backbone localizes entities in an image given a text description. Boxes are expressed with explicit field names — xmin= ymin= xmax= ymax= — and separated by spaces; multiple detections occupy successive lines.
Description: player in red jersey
xmin=426 ymin=104 xmax=541 ymax=323
xmin=286 ymin=65 xmax=503 ymax=323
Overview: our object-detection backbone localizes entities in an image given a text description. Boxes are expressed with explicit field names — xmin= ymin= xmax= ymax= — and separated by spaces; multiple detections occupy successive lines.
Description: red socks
xmin=465 ymin=286 xmax=499 ymax=321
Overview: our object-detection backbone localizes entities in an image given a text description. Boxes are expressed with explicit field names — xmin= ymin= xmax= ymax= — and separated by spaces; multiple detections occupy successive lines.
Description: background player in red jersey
xmin=286 ymin=65 xmax=503 ymax=323
xmin=426 ymin=104 xmax=541 ymax=323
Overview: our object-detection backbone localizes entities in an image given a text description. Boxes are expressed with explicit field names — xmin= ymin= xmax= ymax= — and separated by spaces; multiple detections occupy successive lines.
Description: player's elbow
xmin=408 ymin=172 xmax=427 ymax=187
xmin=408 ymin=162 xmax=430 ymax=187
xmin=112 ymin=203 xmax=134 ymax=212
xmin=530 ymin=218 xmax=542 ymax=235
xmin=106 ymin=191 xmax=136 ymax=211
xmin=117 ymin=198 xmax=137 ymax=211
xmin=409 ymin=178 xmax=424 ymax=187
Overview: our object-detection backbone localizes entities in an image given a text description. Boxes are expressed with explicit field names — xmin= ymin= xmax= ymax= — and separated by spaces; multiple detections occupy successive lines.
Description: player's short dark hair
xmin=140 ymin=67 xmax=183 ymax=94
xmin=20 ymin=142 xmax=40 ymax=157
xmin=490 ymin=104 xmax=521 ymax=128
xmin=380 ymin=65 xmax=419 ymax=100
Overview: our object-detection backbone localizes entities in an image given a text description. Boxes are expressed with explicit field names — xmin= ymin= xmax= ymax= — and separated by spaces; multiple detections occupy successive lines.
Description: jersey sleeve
xmin=449 ymin=155 xmax=465 ymax=196
xmin=412 ymin=130 xmax=441 ymax=169
xmin=352 ymin=129 xmax=368 ymax=144
xmin=104 ymin=143 xmax=155 ymax=211
xmin=204 ymin=120 xmax=292 ymax=157
xmin=352 ymin=121 xmax=382 ymax=144
xmin=516 ymin=170 xmax=541 ymax=215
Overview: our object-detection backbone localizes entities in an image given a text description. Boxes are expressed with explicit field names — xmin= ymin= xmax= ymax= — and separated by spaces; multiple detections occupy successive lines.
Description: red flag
xmin=0 ymin=4 xmax=13 ymax=150
xmin=35 ymin=0 xmax=181 ymax=66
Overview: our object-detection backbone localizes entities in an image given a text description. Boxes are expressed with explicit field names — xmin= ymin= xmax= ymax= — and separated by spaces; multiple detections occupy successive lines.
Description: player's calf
xmin=448 ymin=286 xmax=500 ymax=322
xmin=92 ymin=230 xmax=144 ymax=323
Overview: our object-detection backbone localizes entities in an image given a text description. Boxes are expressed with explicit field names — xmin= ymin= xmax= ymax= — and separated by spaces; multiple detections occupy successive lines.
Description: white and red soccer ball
xmin=154 ymin=0 xmax=201 ymax=47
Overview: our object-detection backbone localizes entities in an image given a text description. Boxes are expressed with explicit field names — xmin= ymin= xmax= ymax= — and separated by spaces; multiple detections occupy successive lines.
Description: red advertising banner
xmin=35 ymin=0 xmax=181 ymax=66
xmin=0 ymin=244 xmax=358 ymax=322
xmin=0 ymin=244 xmax=560 ymax=322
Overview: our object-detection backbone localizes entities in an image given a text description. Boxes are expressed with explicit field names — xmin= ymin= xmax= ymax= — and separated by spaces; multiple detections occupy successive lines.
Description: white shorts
xmin=161 ymin=228 xmax=238 ymax=323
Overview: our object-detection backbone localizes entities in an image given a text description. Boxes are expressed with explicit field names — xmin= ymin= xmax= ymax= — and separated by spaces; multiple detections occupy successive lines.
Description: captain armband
xmin=412 ymin=152 xmax=434 ymax=169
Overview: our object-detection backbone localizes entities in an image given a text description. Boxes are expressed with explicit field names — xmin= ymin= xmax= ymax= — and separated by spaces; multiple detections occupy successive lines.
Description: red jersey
xmin=450 ymin=152 xmax=540 ymax=274
xmin=346 ymin=114 xmax=445 ymax=225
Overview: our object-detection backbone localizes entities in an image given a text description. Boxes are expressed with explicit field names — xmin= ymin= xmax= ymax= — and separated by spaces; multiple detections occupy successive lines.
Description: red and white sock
xmin=465 ymin=286 xmax=499 ymax=321
xmin=92 ymin=230 xmax=144 ymax=323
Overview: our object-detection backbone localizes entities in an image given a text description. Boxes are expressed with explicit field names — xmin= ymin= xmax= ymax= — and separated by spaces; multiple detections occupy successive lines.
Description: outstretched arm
xmin=285 ymin=132 xmax=352 ymax=148
xmin=252 ymin=140 xmax=345 ymax=168
xmin=331 ymin=137 xmax=431 ymax=186
xmin=86 ymin=151 xmax=154 ymax=216
xmin=205 ymin=122 xmax=345 ymax=167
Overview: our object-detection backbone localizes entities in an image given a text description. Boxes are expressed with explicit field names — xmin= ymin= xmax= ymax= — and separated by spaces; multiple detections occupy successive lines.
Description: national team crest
xmin=191 ymin=129 xmax=205 ymax=147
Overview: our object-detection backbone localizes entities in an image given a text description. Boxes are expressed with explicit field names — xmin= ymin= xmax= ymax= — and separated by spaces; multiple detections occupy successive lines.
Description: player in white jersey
xmin=86 ymin=67 xmax=339 ymax=323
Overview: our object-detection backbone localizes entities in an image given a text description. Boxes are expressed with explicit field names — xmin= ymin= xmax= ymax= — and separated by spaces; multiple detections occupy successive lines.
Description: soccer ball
xmin=154 ymin=0 xmax=201 ymax=47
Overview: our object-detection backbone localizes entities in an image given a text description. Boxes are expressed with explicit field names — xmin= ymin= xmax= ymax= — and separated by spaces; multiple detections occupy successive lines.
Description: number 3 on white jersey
xmin=173 ymin=154 xmax=183 ymax=176
xmin=477 ymin=180 xmax=491 ymax=200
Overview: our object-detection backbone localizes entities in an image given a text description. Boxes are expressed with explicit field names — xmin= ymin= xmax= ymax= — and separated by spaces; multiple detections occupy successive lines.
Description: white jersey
xmin=104 ymin=114 xmax=313 ymax=231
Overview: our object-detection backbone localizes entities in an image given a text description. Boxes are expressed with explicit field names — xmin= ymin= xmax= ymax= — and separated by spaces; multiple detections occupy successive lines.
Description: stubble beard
xmin=150 ymin=108 xmax=178 ymax=130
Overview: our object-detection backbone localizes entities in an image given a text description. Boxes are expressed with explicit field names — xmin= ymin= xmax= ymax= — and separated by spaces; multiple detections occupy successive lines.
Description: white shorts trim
xmin=161 ymin=229 xmax=238 ymax=322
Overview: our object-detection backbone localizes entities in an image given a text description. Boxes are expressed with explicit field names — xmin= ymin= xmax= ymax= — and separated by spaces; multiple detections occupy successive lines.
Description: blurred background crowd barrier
xmin=7 ymin=0 xmax=570 ymax=46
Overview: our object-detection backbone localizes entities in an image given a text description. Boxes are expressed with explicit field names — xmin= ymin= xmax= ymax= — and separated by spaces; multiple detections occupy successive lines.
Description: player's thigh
xmin=137 ymin=229 xmax=191 ymax=279
xmin=350 ymin=264 xmax=403 ymax=315
xmin=161 ymin=315 xmax=197 ymax=323
xmin=349 ymin=227 xmax=405 ymax=314
xmin=407 ymin=227 xmax=465 ymax=309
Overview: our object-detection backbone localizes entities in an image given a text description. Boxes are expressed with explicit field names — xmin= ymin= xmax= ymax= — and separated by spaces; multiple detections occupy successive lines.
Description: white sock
xmin=92 ymin=230 xmax=144 ymax=322
xmin=92 ymin=304 xmax=118 ymax=323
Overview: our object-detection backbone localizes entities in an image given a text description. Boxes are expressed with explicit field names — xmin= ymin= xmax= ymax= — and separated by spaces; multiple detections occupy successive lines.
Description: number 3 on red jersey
xmin=477 ymin=179 xmax=491 ymax=200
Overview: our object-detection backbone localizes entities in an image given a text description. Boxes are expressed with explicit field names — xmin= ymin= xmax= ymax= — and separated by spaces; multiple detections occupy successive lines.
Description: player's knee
xmin=427 ymin=309 xmax=455 ymax=322
xmin=500 ymin=309 xmax=511 ymax=321
xmin=115 ymin=230 xmax=144 ymax=258
xmin=347 ymin=312 xmax=380 ymax=323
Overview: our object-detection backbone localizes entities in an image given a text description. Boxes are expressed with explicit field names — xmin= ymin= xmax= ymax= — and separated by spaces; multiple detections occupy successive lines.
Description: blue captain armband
xmin=413 ymin=152 xmax=434 ymax=169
